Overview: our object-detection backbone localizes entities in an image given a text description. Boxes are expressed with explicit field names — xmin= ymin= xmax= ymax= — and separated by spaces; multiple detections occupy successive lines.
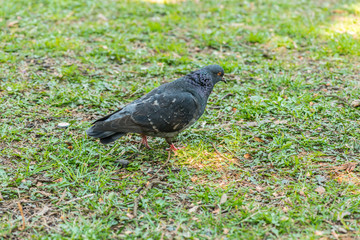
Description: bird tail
xmin=86 ymin=126 xmax=126 ymax=144
xmin=100 ymin=132 xmax=126 ymax=144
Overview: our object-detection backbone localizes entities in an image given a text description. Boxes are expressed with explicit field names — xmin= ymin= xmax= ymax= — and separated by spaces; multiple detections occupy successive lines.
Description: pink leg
xmin=167 ymin=143 xmax=185 ymax=151
xmin=140 ymin=134 xmax=150 ymax=149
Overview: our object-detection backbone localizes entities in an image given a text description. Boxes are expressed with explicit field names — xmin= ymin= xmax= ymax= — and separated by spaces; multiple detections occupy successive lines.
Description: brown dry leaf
xmin=99 ymin=198 xmax=104 ymax=203
xmin=331 ymin=230 xmax=339 ymax=240
xmin=337 ymin=177 xmax=342 ymax=184
xmin=332 ymin=9 xmax=347 ymax=14
xmin=97 ymin=13 xmax=108 ymax=21
xmin=37 ymin=206 xmax=50 ymax=216
xmin=255 ymin=186 xmax=264 ymax=192
xmin=191 ymin=217 xmax=200 ymax=222
xmin=7 ymin=20 xmax=19 ymax=27
xmin=314 ymin=230 xmax=324 ymax=236
xmin=55 ymin=178 xmax=63 ymax=183
xmin=274 ymin=119 xmax=288 ymax=125
xmin=223 ymin=228 xmax=230 ymax=234
xmin=351 ymin=100 xmax=360 ymax=108
xmin=314 ymin=186 xmax=326 ymax=195
xmin=220 ymin=193 xmax=227 ymax=204
xmin=243 ymin=121 xmax=258 ymax=127
xmin=299 ymin=191 xmax=306 ymax=196
xmin=309 ymin=102 xmax=315 ymax=106
xmin=343 ymin=162 xmax=357 ymax=172
xmin=126 ymin=213 xmax=134 ymax=219
xmin=188 ymin=206 xmax=199 ymax=213
xmin=212 ymin=208 xmax=220 ymax=214
xmin=244 ymin=153 xmax=252 ymax=159
xmin=254 ymin=137 xmax=264 ymax=143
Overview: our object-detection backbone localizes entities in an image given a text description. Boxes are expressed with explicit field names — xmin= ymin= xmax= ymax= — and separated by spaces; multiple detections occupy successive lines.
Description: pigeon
xmin=86 ymin=64 xmax=226 ymax=151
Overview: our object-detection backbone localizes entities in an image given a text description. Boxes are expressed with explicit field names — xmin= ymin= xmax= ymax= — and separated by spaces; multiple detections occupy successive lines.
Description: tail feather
xmin=86 ymin=126 xmax=114 ymax=138
xmin=100 ymin=133 xmax=126 ymax=144
xmin=86 ymin=125 xmax=125 ymax=144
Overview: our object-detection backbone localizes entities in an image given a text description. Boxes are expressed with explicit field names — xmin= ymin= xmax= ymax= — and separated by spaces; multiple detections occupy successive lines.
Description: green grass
xmin=1 ymin=0 xmax=360 ymax=239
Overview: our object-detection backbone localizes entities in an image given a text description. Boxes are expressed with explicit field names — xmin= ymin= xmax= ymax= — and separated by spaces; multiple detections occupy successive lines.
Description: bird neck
xmin=186 ymin=72 xmax=214 ymax=96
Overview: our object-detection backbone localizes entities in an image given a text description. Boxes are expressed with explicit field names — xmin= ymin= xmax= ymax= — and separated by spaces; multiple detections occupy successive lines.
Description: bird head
xmin=204 ymin=65 xmax=226 ymax=84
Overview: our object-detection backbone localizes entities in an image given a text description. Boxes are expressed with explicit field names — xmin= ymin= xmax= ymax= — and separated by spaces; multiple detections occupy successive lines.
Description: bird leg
xmin=140 ymin=134 xmax=150 ymax=149
xmin=165 ymin=138 xmax=185 ymax=151
xmin=167 ymin=143 xmax=183 ymax=151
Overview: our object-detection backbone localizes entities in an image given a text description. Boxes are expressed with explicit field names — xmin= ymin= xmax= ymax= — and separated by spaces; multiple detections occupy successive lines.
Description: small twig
xmin=212 ymin=143 xmax=231 ymax=161
xmin=221 ymin=93 xmax=234 ymax=100
xmin=17 ymin=202 xmax=26 ymax=230
xmin=110 ymin=178 xmax=123 ymax=181
xmin=56 ymin=189 xmax=67 ymax=204
xmin=150 ymin=180 xmax=171 ymax=186
xmin=154 ymin=151 xmax=171 ymax=175
xmin=64 ymin=194 xmax=95 ymax=204
xmin=36 ymin=178 xmax=54 ymax=183
xmin=209 ymin=106 xmax=221 ymax=109
xmin=323 ymin=95 xmax=352 ymax=108
xmin=223 ymin=145 xmax=241 ymax=161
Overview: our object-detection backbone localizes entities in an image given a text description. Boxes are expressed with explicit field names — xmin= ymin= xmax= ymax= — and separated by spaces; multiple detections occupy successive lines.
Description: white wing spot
xmin=172 ymin=99 xmax=176 ymax=103
xmin=148 ymin=116 xmax=159 ymax=132
xmin=153 ymin=100 xmax=159 ymax=106
xmin=173 ymin=123 xmax=180 ymax=130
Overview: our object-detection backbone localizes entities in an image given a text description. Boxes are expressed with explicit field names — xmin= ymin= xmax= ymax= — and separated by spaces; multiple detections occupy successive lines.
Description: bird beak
xmin=221 ymin=77 xmax=227 ymax=83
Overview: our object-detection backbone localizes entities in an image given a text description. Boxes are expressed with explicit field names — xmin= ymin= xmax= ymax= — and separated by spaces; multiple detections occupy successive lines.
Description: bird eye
xmin=217 ymin=72 xmax=222 ymax=76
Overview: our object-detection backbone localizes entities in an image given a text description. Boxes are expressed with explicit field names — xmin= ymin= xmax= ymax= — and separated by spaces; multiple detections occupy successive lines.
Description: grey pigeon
xmin=86 ymin=65 xmax=225 ymax=151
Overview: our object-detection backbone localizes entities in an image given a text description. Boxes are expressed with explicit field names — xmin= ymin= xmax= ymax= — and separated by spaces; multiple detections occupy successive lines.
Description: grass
xmin=1 ymin=0 xmax=360 ymax=239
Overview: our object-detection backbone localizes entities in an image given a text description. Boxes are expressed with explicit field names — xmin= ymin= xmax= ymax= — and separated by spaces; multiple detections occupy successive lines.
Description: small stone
xmin=337 ymin=226 xmax=347 ymax=233
xmin=115 ymin=159 xmax=130 ymax=168
xmin=57 ymin=122 xmax=70 ymax=128
xmin=314 ymin=186 xmax=326 ymax=195
xmin=351 ymin=100 xmax=360 ymax=108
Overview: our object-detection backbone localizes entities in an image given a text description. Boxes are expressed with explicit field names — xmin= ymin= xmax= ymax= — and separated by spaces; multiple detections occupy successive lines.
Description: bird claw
xmin=166 ymin=144 xmax=185 ymax=152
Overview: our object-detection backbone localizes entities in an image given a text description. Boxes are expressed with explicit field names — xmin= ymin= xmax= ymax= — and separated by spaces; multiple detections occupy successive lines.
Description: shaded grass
xmin=1 ymin=0 xmax=360 ymax=239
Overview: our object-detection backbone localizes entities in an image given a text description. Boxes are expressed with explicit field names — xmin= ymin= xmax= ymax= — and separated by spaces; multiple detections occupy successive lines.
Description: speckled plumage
xmin=86 ymin=65 xmax=225 ymax=149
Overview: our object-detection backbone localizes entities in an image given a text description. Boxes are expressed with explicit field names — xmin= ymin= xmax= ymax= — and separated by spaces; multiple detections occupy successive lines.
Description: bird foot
xmin=140 ymin=135 xmax=151 ymax=149
xmin=166 ymin=144 xmax=185 ymax=152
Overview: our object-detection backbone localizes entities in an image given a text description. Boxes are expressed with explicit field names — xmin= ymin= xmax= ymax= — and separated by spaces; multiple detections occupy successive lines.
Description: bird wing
xmin=89 ymin=91 xmax=200 ymax=134
xmin=131 ymin=91 xmax=200 ymax=133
